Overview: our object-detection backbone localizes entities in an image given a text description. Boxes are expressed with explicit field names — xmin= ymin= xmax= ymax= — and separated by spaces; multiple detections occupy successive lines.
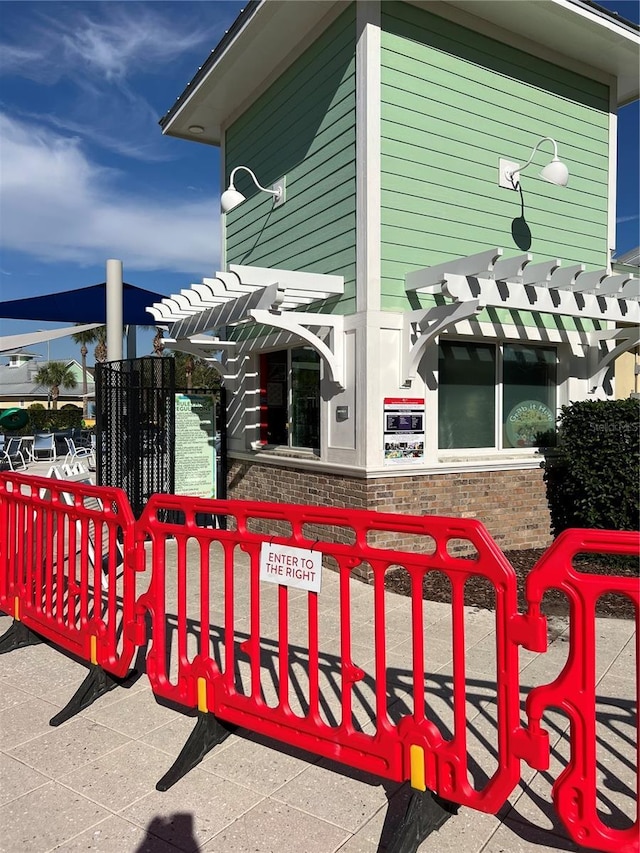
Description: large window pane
xmin=502 ymin=345 xmax=556 ymax=447
xmin=438 ymin=342 xmax=496 ymax=448
xmin=291 ymin=348 xmax=320 ymax=449
xmin=261 ymin=348 xmax=320 ymax=449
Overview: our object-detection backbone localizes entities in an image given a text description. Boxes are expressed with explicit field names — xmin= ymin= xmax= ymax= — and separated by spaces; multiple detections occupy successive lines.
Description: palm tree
xmin=33 ymin=361 xmax=78 ymax=410
xmin=185 ymin=355 xmax=194 ymax=391
xmin=94 ymin=327 xmax=107 ymax=364
xmin=152 ymin=327 xmax=165 ymax=357
xmin=72 ymin=325 xmax=103 ymax=418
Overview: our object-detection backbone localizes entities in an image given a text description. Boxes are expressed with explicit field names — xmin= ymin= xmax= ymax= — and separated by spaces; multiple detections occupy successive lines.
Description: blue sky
xmin=0 ymin=0 xmax=638 ymax=362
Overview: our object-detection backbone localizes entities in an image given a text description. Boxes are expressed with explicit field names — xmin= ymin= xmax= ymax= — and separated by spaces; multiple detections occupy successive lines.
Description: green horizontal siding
xmin=380 ymin=2 xmax=611 ymax=311
xmin=225 ymin=5 xmax=357 ymax=314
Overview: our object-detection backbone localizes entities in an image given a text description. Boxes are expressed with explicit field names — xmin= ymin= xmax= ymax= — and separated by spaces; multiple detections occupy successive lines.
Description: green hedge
xmin=543 ymin=398 xmax=640 ymax=535
xmin=0 ymin=405 xmax=83 ymax=436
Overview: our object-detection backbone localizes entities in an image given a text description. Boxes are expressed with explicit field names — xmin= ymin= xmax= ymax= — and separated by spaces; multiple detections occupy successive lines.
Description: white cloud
xmin=42 ymin=93 xmax=174 ymax=163
xmin=0 ymin=3 xmax=236 ymax=160
xmin=0 ymin=4 xmax=218 ymax=83
xmin=56 ymin=6 xmax=210 ymax=81
xmin=0 ymin=43 xmax=44 ymax=74
xmin=0 ymin=114 xmax=219 ymax=275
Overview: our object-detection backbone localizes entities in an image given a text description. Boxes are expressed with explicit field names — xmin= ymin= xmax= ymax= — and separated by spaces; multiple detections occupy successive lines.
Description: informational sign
xmin=505 ymin=400 xmax=555 ymax=447
xmin=259 ymin=542 xmax=323 ymax=593
xmin=174 ymin=393 xmax=216 ymax=498
xmin=383 ymin=397 xmax=425 ymax=463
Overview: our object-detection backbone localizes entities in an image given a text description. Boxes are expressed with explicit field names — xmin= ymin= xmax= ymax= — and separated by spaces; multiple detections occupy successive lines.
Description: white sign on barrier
xmin=259 ymin=542 xmax=322 ymax=593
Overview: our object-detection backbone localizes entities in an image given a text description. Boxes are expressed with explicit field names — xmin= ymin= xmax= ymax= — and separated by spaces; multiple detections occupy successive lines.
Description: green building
xmin=149 ymin=0 xmax=639 ymax=549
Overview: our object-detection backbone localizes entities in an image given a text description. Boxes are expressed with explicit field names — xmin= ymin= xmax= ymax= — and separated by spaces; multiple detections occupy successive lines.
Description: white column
xmin=106 ymin=259 xmax=123 ymax=361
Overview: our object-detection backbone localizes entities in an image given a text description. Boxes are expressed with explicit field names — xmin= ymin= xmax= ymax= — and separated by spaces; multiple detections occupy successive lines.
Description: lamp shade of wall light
xmin=221 ymin=166 xmax=286 ymax=213
xmin=499 ymin=137 xmax=569 ymax=190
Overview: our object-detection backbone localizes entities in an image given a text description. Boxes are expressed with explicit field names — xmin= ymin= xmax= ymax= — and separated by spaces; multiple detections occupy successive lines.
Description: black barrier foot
xmin=156 ymin=711 xmax=235 ymax=792
xmin=386 ymin=788 xmax=459 ymax=853
xmin=0 ymin=620 xmax=43 ymax=654
xmin=49 ymin=664 xmax=124 ymax=726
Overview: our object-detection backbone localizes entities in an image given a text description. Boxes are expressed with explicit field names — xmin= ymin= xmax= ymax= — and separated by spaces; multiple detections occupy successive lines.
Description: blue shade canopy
xmin=1 ymin=283 xmax=167 ymax=326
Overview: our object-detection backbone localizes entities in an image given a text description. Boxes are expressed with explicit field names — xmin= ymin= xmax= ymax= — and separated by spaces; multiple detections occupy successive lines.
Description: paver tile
xmin=481 ymin=818 xmax=580 ymax=852
xmin=0 ymin=680 xmax=32 ymax=712
xmin=0 ymin=696 xmax=66 ymax=750
xmin=82 ymin=684 xmax=184 ymax=737
xmin=273 ymin=761 xmax=394 ymax=833
xmin=50 ymin=814 xmax=184 ymax=852
xmin=58 ymin=740 xmax=180 ymax=811
xmin=0 ymin=753 xmax=49 ymax=806
xmin=0 ymin=781 xmax=109 ymax=853
xmin=200 ymin=730 xmax=316 ymax=794
xmin=8 ymin=716 xmax=131 ymax=777
xmin=120 ymin=766 xmax=263 ymax=847
xmin=201 ymin=800 xmax=349 ymax=853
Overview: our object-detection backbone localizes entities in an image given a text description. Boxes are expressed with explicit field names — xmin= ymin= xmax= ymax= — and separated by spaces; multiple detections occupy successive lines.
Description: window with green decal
xmin=260 ymin=348 xmax=320 ymax=450
xmin=502 ymin=345 xmax=556 ymax=448
xmin=438 ymin=342 xmax=556 ymax=450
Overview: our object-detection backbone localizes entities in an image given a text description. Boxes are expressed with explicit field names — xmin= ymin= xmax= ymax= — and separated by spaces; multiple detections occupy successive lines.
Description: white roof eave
xmin=161 ymin=0 xmax=639 ymax=145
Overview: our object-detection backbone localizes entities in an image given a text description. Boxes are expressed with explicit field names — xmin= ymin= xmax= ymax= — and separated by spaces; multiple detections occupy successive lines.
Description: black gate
xmin=95 ymin=357 xmax=175 ymax=517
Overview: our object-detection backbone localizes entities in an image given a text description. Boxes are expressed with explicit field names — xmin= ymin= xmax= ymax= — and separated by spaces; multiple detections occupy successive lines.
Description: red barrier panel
xmin=524 ymin=528 xmax=640 ymax=853
xmin=0 ymin=472 xmax=138 ymax=677
xmin=136 ymin=494 xmax=547 ymax=813
xmin=2 ymin=475 xmax=636 ymax=846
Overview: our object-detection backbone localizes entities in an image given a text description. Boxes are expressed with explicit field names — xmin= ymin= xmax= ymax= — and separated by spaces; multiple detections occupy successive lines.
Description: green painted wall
xmin=380 ymin=2 xmax=611 ymax=311
xmin=225 ymin=6 xmax=357 ymax=315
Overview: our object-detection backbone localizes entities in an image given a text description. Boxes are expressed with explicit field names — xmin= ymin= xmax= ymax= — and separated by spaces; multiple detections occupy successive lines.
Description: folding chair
xmin=1 ymin=437 xmax=27 ymax=470
xmin=32 ymin=432 xmax=57 ymax=462
xmin=63 ymin=437 xmax=95 ymax=469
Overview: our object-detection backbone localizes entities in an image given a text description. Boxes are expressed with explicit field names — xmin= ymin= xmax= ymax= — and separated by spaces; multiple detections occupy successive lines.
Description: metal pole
xmin=106 ymin=259 xmax=123 ymax=362
xmin=37 ymin=330 xmax=51 ymax=407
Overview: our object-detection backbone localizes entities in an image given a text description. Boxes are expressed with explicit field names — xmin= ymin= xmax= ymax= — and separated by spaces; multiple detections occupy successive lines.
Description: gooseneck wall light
xmin=220 ymin=166 xmax=286 ymax=213
xmin=499 ymin=137 xmax=569 ymax=190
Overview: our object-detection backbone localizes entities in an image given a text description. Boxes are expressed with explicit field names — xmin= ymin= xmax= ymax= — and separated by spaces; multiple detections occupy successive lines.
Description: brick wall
xmin=227 ymin=459 xmax=552 ymax=553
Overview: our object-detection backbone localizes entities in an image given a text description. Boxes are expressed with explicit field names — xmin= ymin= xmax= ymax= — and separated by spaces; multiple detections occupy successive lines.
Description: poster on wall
xmin=174 ymin=393 xmax=217 ymax=498
xmin=383 ymin=397 xmax=425 ymax=463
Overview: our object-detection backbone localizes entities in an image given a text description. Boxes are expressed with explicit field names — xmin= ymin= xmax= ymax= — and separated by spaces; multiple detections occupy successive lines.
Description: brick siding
xmin=227 ymin=460 xmax=552 ymax=557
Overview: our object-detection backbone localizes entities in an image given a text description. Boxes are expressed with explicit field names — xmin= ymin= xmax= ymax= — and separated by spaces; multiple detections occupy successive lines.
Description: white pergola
xmin=146 ymin=251 xmax=637 ymax=397
xmin=146 ymin=264 xmax=346 ymax=389
xmin=403 ymin=248 xmax=639 ymax=391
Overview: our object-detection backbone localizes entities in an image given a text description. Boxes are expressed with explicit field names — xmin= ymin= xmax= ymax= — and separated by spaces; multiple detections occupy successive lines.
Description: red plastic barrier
xmin=525 ymin=528 xmax=640 ymax=853
xmin=0 ymin=472 xmax=138 ymax=677
xmin=136 ymin=494 xmax=546 ymax=813
xmin=2 ymin=475 xmax=636 ymax=843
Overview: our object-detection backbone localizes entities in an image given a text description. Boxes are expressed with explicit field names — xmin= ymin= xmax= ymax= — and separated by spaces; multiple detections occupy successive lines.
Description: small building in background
xmin=0 ymin=349 xmax=94 ymax=412
xmin=612 ymin=246 xmax=640 ymax=399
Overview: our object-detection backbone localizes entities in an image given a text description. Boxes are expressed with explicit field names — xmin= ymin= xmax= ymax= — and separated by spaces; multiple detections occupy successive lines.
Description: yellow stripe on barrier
xmin=14 ymin=596 xmax=20 ymax=620
xmin=410 ymin=744 xmax=426 ymax=791
xmin=197 ymin=677 xmax=208 ymax=713
xmin=90 ymin=635 xmax=97 ymax=665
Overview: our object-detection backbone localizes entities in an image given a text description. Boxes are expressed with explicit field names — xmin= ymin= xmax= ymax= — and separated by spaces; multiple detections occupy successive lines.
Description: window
xmin=438 ymin=342 xmax=556 ymax=450
xmin=502 ymin=344 xmax=556 ymax=448
xmin=438 ymin=342 xmax=495 ymax=448
xmin=260 ymin=348 xmax=320 ymax=450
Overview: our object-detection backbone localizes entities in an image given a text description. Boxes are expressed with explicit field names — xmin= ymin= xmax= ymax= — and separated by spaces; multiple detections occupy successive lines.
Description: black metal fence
xmin=95 ymin=357 xmax=175 ymax=517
